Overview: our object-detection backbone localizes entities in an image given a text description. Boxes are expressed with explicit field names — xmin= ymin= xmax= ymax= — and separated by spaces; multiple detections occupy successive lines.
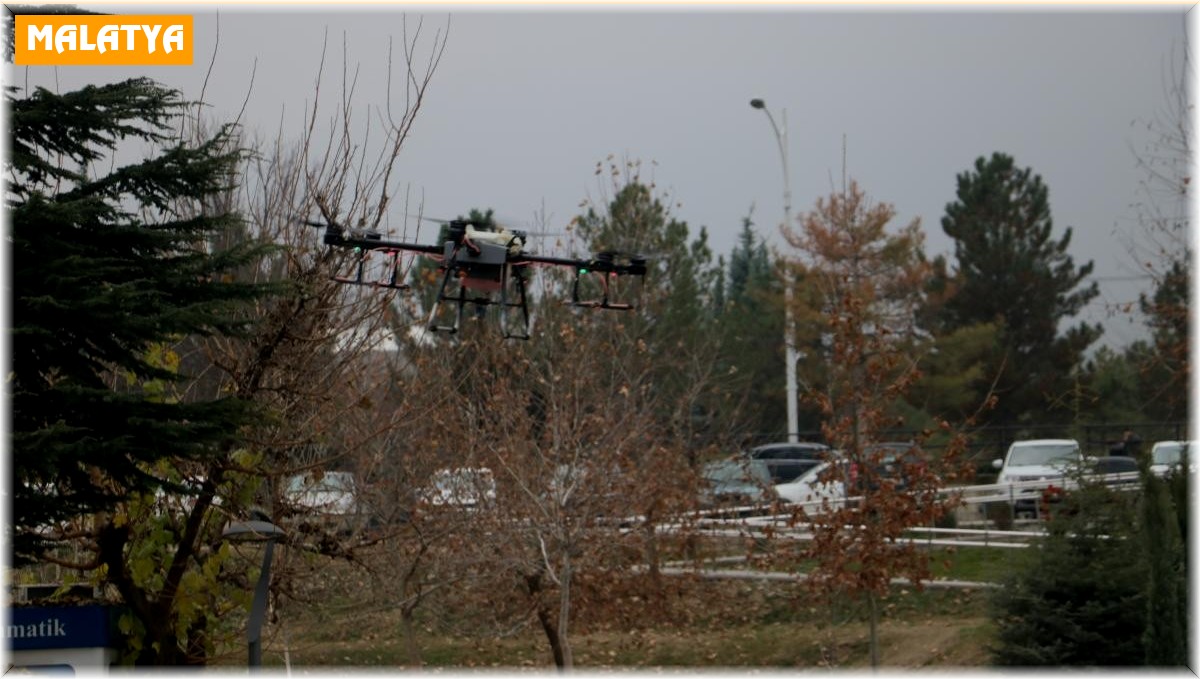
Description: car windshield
xmin=287 ymin=472 xmax=353 ymax=494
xmin=765 ymin=459 xmax=822 ymax=484
xmin=794 ymin=462 xmax=830 ymax=484
xmin=749 ymin=444 xmax=828 ymax=461
xmin=434 ymin=469 xmax=492 ymax=489
xmin=703 ymin=459 xmax=771 ymax=486
xmin=866 ymin=443 xmax=914 ymax=461
xmin=1008 ymin=443 xmax=1077 ymax=466
xmin=1153 ymin=443 xmax=1188 ymax=465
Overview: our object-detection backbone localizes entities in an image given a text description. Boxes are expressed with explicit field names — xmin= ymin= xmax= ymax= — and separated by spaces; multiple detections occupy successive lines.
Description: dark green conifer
xmin=936 ymin=152 xmax=1100 ymax=426
xmin=990 ymin=483 xmax=1145 ymax=665
xmin=8 ymin=78 xmax=272 ymax=565
xmin=1140 ymin=461 xmax=1189 ymax=666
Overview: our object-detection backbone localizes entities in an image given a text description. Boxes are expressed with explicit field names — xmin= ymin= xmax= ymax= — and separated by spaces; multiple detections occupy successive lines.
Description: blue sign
xmin=7 ymin=605 xmax=114 ymax=651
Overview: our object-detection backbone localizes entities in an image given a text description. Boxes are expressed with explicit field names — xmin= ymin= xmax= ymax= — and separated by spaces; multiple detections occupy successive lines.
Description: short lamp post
xmin=222 ymin=512 xmax=285 ymax=670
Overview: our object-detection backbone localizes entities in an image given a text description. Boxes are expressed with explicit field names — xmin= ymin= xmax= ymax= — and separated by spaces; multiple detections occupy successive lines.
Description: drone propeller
xmin=303 ymin=218 xmax=386 ymax=244
xmin=591 ymin=250 xmax=658 ymax=273
xmin=408 ymin=214 xmax=457 ymax=226
xmin=407 ymin=213 xmax=565 ymax=239
xmin=594 ymin=249 xmax=657 ymax=260
xmin=408 ymin=213 xmax=503 ymax=228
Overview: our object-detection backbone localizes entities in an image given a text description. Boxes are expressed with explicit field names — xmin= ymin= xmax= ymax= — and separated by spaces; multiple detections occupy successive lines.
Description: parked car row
xmin=701 ymin=434 xmax=1194 ymax=518
xmin=986 ymin=437 xmax=1193 ymax=519
xmin=992 ymin=438 xmax=1191 ymax=486
xmin=699 ymin=440 xmax=932 ymax=514
xmin=278 ymin=439 xmax=1192 ymax=529
xmin=282 ymin=467 xmax=499 ymax=535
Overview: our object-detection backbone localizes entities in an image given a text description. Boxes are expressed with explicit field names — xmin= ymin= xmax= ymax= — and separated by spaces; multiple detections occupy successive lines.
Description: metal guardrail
xmin=627 ymin=474 xmax=1161 ymax=592
xmin=656 ymin=472 xmax=1150 ymax=550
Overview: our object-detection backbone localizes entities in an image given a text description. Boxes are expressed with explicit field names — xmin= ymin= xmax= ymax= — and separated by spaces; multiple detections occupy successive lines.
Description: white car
xmin=285 ymin=471 xmax=359 ymax=515
xmin=1150 ymin=441 xmax=1194 ymax=477
xmin=284 ymin=471 xmax=374 ymax=534
xmin=992 ymin=439 xmax=1084 ymax=486
xmin=774 ymin=460 xmax=852 ymax=515
xmin=423 ymin=468 xmax=497 ymax=508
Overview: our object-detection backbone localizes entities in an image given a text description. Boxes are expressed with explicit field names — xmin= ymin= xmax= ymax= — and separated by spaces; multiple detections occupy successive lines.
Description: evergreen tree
xmin=1140 ymin=460 xmax=1189 ymax=666
xmin=990 ymin=483 xmax=1146 ymax=666
xmin=1137 ymin=259 xmax=1189 ymax=421
xmin=8 ymin=78 xmax=271 ymax=565
xmin=573 ymin=159 xmax=719 ymax=450
xmin=1084 ymin=345 xmax=1147 ymax=427
xmin=725 ymin=213 xmax=773 ymax=309
xmin=937 ymin=152 xmax=1100 ymax=426
xmin=712 ymin=212 xmax=793 ymax=439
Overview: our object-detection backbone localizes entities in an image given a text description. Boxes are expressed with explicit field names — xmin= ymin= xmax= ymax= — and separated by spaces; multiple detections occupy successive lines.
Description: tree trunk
xmin=400 ymin=605 xmax=423 ymax=668
xmin=537 ymin=605 xmax=565 ymax=669
xmin=525 ymin=572 xmax=565 ymax=668
xmin=642 ymin=509 xmax=660 ymax=582
xmin=557 ymin=554 xmax=573 ymax=670
xmin=867 ymin=591 xmax=880 ymax=669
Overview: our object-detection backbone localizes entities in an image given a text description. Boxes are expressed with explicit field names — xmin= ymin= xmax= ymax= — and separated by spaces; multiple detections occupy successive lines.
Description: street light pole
xmin=750 ymin=97 xmax=800 ymax=443
xmin=246 ymin=539 xmax=274 ymax=668
xmin=223 ymin=515 xmax=286 ymax=670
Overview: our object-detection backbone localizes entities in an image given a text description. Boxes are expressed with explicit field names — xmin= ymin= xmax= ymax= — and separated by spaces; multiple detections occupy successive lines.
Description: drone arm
xmin=522 ymin=253 xmax=647 ymax=277
xmin=322 ymin=227 xmax=442 ymax=256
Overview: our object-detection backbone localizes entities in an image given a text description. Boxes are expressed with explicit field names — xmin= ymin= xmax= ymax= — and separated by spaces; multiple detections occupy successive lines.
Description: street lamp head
xmin=222 ymin=509 xmax=285 ymax=543
xmin=749 ymin=98 xmax=765 ymax=109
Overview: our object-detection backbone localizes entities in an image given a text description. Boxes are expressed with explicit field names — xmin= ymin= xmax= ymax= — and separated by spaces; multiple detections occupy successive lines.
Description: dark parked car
xmin=856 ymin=441 xmax=929 ymax=491
xmin=1088 ymin=455 xmax=1140 ymax=489
xmin=744 ymin=442 xmax=834 ymax=484
xmin=1036 ymin=455 xmax=1142 ymax=519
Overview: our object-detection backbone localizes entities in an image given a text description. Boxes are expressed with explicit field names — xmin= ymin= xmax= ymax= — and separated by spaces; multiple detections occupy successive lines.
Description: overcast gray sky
xmin=8 ymin=4 xmax=1192 ymax=349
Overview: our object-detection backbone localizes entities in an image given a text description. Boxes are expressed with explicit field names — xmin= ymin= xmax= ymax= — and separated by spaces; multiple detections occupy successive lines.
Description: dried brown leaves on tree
xmin=780 ymin=179 xmax=970 ymax=668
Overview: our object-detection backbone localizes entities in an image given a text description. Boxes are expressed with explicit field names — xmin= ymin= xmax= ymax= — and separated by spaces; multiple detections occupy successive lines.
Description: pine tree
xmin=990 ymin=483 xmax=1146 ymax=666
xmin=937 ymin=152 xmax=1100 ymax=426
xmin=8 ymin=78 xmax=271 ymax=565
xmin=1140 ymin=462 xmax=1189 ymax=666
xmin=713 ymin=212 xmax=791 ymax=438
xmin=573 ymin=161 xmax=719 ymax=446
xmin=1137 ymin=259 xmax=1189 ymax=421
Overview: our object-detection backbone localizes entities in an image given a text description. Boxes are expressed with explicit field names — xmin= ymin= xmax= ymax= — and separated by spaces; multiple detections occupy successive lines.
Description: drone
xmin=311 ymin=217 xmax=648 ymax=340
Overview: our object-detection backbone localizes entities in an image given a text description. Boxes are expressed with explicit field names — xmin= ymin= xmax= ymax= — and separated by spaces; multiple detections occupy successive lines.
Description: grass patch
xmin=927 ymin=545 xmax=1035 ymax=582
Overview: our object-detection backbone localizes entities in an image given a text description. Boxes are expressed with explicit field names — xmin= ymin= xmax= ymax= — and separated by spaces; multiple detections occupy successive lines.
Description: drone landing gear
xmin=331 ymin=249 xmax=410 ymax=290
xmin=568 ymin=269 xmax=635 ymax=311
xmin=427 ymin=263 xmax=532 ymax=340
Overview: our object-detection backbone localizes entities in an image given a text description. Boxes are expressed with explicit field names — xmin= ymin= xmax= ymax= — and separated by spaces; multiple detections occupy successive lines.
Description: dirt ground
xmin=878 ymin=616 xmax=992 ymax=667
xmin=255 ymin=576 xmax=996 ymax=670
